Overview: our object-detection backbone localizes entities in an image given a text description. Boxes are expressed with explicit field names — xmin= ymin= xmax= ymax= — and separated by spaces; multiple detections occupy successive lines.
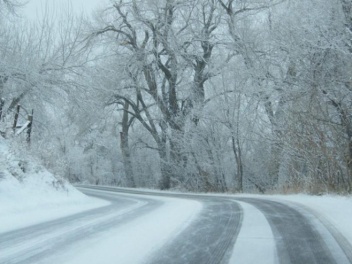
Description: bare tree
xmin=88 ymin=0 xmax=224 ymax=190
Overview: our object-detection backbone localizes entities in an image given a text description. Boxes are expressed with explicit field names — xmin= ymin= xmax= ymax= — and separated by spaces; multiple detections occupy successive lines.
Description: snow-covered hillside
xmin=0 ymin=137 xmax=109 ymax=233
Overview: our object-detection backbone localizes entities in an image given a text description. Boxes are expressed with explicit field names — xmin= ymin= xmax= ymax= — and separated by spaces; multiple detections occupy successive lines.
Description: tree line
xmin=1 ymin=0 xmax=352 ymax=194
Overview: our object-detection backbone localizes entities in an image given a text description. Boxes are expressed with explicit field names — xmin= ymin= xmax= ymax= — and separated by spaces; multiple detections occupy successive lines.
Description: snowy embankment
xmin=0 ymin=138 xmax=109 ymax=233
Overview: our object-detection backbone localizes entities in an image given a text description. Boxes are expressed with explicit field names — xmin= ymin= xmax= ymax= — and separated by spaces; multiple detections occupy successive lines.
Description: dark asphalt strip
xmin=146 ymin=199 xmax=242 ymax=264
xmin=0 ymin=190 xmax=162 ymax=264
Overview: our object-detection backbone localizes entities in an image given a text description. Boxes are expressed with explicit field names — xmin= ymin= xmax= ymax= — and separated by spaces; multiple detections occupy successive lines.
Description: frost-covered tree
xmin=86 ymin=0 xmax=229 ymax=190
xmin=251 ymin=0 xmax=352 ymax=193
xmin=12 ymin=0 xmax=351 ymax=194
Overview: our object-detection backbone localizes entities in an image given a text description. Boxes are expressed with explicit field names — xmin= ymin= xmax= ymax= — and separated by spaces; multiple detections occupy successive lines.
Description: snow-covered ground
xmin=0 ymin=138 xmax=109 ymax=233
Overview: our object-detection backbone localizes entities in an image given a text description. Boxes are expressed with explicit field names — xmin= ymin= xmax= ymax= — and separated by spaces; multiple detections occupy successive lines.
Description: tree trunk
xmin=26 ymin=111 xmax=33 ymax=144
xmin=0 ymin=98 xmax=4 ymax=120
xmin=169 ymin=128 xmax=186 ymax=184
xmin=264 ymin=80 xmax=290 ymax=187
xmin=338 ymin=107 xmax=352 ymax=192
xmin=158 ymin=140 xmax=171 ymax=190
xmin=232 ymin=135 xmax=243 ymax=192
xmin=120 ymin=101 xmax=135 ymax=188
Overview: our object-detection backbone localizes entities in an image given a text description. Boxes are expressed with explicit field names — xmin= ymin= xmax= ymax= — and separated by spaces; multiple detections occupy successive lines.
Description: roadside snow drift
xmin=0 ymin=137 xmax=109 ymax=233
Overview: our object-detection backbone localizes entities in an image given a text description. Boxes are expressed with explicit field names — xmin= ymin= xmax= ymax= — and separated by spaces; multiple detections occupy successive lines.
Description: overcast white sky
xmin=22 ymin=0 xmax=107 ymax=20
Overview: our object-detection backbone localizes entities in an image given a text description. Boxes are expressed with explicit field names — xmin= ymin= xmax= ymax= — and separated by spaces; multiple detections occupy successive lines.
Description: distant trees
xmin=3 ymin=0 xmax=352 ymax=194
xmin=75 ymin=0 xmax=352 ymax=193
xmin=255 ymin=0 xmax=352 ymax=193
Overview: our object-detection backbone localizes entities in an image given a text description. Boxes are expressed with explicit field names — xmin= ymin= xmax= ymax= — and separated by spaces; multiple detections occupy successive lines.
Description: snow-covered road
xmin=1 ymin=186 xmax=352 ymax=264
xmin=0 ymin=188 xmax=201 ymax=264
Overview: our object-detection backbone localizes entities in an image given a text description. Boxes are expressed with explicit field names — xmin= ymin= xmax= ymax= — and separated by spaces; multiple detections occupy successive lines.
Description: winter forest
xmin=1 ymin=0 xmax=352 ymax=194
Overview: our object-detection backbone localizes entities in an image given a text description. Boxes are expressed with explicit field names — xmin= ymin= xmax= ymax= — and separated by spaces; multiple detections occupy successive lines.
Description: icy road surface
xmin=1 ymin=186 xmax=352 ymax=264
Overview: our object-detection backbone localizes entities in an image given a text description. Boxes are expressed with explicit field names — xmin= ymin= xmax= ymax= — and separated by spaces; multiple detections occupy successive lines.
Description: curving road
xmin=1 ymin=185 xmax=351 ymax=264
xmin=0 ymin=190 xmax=162 ymax=264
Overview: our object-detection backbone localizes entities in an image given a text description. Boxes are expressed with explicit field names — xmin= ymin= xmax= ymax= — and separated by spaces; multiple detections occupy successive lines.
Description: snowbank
xmin=0 ymin=138 xmax=109 ymax=233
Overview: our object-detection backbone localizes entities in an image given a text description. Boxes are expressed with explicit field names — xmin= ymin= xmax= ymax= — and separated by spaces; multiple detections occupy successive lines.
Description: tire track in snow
xmin=6 ymin=185 xmax=350 ymax=264
xmin=83 ymin=186 xmax=244 ymax=264
xmin=80 ymin=187 xmax=352 ymax=264
xmin=146 ymin=198 xmax=242 ymax=264
xmin=286 ymin=201 xmax=352 ymax=263
xmin=237 ymin=198 xmax=349 ymax=264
